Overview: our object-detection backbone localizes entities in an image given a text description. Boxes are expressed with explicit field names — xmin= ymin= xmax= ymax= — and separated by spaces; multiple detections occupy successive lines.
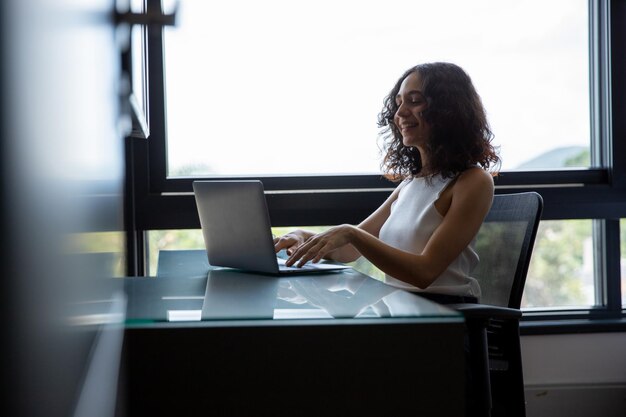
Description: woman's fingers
xmin=287 ymin=238 xmax=327 ymax=267
xmin=286 ymin=239 xmax=313 ymax=266
xmin=296 ymin=247 xmax=319 ymax=267
xmin=286 ymin=244 xmax=307 ymax=267
xmin=274 ymin=234 xmax=300 ymax=253
xmin=285 ymin=226 xmax=349 ymax=267
xmin=312 ymin=243 xmax=332 ymax=263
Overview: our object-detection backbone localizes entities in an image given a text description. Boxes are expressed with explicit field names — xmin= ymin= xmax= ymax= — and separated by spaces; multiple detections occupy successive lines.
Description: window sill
xmin=521 ymin=316 xmax=626 ymax=335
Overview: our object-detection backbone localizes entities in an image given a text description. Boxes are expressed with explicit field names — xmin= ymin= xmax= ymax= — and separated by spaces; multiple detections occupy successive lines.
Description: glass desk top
xmin=122 ymin=250 xmax=462 ymax=324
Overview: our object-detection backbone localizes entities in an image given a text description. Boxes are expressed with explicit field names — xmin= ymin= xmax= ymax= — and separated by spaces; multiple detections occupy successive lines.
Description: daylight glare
xmin=164 ymin=0 xmax=589 ymax=176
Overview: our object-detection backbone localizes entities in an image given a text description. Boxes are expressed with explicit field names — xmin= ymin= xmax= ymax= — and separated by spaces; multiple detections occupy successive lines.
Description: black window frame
xmin=126 ymin=0 xmax=626 ymax=332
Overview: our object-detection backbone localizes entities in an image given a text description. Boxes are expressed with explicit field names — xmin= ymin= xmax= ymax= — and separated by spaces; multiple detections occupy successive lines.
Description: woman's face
xmin=394 ymin=71 xmax=431 ymax=148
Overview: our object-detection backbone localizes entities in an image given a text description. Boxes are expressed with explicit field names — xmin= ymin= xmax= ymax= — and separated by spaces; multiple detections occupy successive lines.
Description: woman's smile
xmin=394 ymin=72 xmax=431 ymax=148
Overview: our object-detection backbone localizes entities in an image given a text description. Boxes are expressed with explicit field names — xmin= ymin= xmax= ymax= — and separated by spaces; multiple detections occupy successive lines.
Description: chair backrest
xmin=472 ymin=192 xmax=543 ymax=309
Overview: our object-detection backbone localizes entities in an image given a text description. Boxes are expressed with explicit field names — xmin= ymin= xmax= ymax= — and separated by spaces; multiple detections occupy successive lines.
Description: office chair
xmin=450 ymin=192 xmax=543 ymax=417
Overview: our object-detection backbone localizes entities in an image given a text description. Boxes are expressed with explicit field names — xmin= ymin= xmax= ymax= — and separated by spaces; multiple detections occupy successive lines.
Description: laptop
xmin=192 ymin=180 xmax=351 ymax=275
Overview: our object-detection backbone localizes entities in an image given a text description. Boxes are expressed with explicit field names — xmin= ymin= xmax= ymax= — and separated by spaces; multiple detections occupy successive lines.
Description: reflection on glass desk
xmin=205 ymin=268 xmax=455 ymax=320
xmin=123 ymin=249 xmax=461 ymax=323
xmin=122 ymin=250 xmax=466 ymax=417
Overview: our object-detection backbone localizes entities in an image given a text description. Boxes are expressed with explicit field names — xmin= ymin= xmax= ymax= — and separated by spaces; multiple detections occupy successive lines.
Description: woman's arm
xmin=286 ymin=169 xmax=494 ymax=289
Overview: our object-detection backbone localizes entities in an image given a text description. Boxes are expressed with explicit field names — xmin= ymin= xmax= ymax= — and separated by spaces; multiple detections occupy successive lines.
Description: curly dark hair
xmin=378 ymin=62 xmax=500 ymax=181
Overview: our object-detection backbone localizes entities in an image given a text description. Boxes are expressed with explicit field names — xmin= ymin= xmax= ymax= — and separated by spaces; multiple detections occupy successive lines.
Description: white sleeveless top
xmin=378 ymin=175 xmax=481 ymax=299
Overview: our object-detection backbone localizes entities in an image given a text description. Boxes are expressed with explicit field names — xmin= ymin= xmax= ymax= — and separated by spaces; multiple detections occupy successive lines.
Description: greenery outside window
xmin=149 ymin=220 xmax=600 ymax=311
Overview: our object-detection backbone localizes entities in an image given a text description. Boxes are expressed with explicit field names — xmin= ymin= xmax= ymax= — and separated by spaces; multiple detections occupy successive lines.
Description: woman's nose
xmin=395 ymin=104 xmax=409 ymax=118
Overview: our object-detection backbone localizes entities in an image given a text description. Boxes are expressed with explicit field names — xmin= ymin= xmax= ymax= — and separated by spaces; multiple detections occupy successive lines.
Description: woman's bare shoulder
xmin=457 ymin=167 xmax=494 ymax=189
xmin=453 ymin=167 xmax=494 ymax=204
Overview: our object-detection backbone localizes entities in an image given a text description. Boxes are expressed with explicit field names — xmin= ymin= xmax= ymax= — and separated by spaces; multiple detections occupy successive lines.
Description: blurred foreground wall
xmin=1 ymin=1 xmax=126 ymax=416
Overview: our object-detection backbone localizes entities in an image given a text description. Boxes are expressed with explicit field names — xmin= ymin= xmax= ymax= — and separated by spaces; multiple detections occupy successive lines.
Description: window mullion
xmin=146 ymin=0 xmax=168 ymax=191
xmin=589 ymin=0 xmax=611 ymax=169
xmin=596 ymin=219 xmax=622 ymax=312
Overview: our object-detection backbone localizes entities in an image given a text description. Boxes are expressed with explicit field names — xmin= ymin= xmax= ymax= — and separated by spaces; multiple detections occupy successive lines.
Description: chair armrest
xmin=447 ymin=303 xmax=522 ymax=320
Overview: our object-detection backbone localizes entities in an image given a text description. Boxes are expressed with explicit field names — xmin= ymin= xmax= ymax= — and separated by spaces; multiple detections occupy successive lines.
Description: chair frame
xmin=451 ymin=192 xmax=543 ymax=417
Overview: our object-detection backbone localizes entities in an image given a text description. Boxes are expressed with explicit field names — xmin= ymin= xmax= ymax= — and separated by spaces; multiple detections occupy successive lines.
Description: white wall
xmin=521 ymin=332 xmax=626 ymax=417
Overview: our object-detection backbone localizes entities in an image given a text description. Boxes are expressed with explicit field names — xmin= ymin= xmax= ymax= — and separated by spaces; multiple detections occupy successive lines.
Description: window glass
xmin=163 ymin=0 xmax=590 ymax=177
xmin=147 ymin=229 xmax=205 ymax=275
xmin=131 ymin=24 xmax=145 ymax=115
xmin=69 ymin=231 xmax=126 ymax=277
xmin=150 ymin=220 xmax=598 ymax=311
xmin=147 ymin=228 xmax=384 ymax=278
xmin=522 ymin=220 xmax=595 ymax=309
xmin=130 ymin=0 xmax=145 ymax=108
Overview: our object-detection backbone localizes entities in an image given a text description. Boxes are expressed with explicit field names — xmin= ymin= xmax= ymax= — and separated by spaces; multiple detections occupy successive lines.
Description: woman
xmin=274 ymin=62 xmax=500 ymax=302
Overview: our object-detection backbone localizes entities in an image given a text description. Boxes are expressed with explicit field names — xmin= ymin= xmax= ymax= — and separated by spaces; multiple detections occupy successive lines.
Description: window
xmin=71 ymin=232 xmax=126 ymax=277
xmin=147 ymin=229 xmax=205 ymax=275
xmin=147 ymin=227 xmax=385 ymax=280
xmin=163 ymin=0 xmax=590 ymax=177
xmin=524 ymin=220 xmax=595 ymax=309
xmin=146 ymin=218 xmax=602 ymax=311
xmin=125 ymin=0 xmax=150 ymax=139
xmin=132 ymin=1 xmax=626 ymax=326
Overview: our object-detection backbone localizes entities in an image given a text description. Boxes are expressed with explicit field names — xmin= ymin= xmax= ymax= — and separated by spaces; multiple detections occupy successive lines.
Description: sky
xmin=161 ymin=0 xmax=590 ymax=176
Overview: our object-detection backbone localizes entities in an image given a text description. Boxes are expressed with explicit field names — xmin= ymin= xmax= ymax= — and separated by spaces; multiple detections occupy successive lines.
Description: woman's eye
xmin=396 ymin=97 xmax=424 ymax=106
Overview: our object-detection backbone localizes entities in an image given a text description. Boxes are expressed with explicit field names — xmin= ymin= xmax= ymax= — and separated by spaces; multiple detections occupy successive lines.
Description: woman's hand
xmin=285 ymin=225 xmax=355 ymax=267
xmin=273 ymin=229 xmax=312 ymax=256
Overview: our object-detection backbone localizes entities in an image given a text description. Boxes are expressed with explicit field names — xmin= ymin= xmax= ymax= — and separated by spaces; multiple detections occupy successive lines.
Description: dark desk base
xmin=120 ymin=319 xmax=464 ymax=417
xmin=118 ymin=252 xmax=466 ymax=417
